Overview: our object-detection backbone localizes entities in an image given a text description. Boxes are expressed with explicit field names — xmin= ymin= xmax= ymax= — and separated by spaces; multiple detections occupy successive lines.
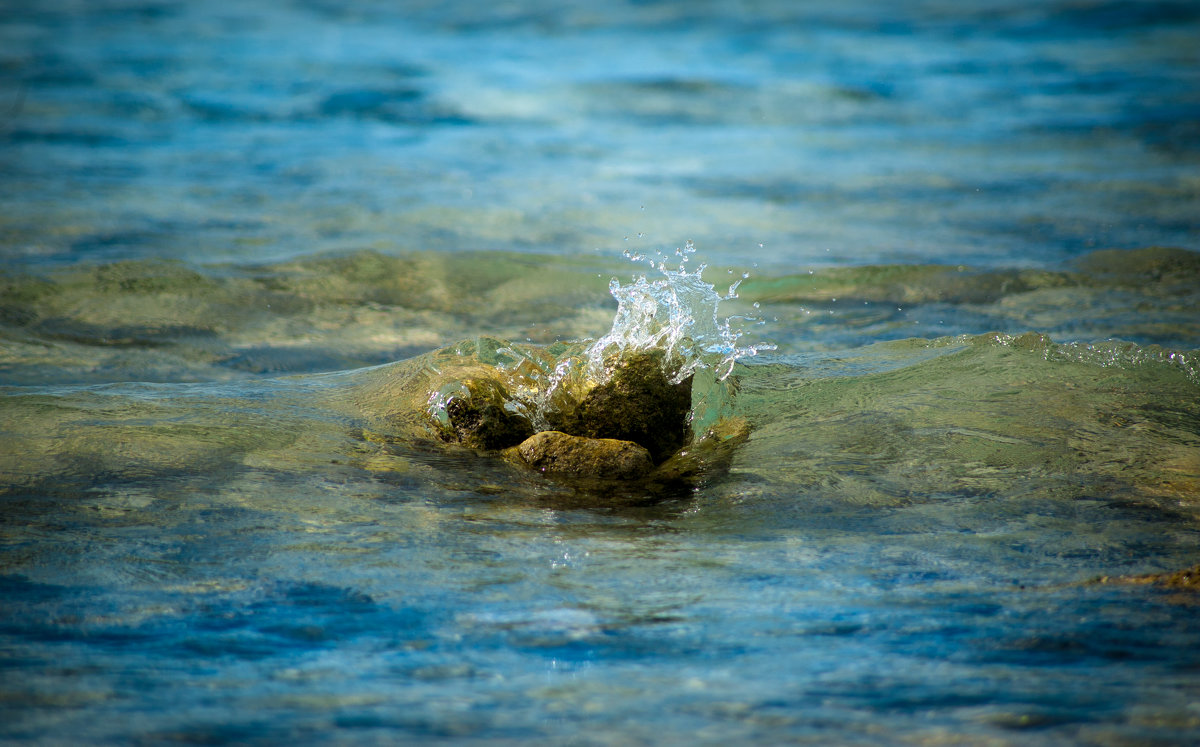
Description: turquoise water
xmin=3 ymin=2 xmax=1200 ymax=744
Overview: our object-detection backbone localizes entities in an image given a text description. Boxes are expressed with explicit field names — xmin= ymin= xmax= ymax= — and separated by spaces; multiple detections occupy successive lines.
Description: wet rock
xmin=516 ymin=431 xmax=654 ymax=480
xmin=442 ymin=379 xmax=534 ymax=450
xmin=565 ymin=350 xmax=693 ymax=463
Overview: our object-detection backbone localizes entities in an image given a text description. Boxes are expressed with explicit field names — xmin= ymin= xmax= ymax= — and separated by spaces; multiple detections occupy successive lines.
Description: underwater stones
xmin=441 ymin=378 xmax=534 ymax=450
xmin=566 ymin=350 xmax=693 ymax=463
xmin=516 ymin=431 xmax=654 ymax=480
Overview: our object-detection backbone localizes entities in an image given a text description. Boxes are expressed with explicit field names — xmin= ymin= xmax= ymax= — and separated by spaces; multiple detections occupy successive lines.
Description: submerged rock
xmin=515 ymin=431 xmax=654 ymax=480
xmin=649 ymin=416 xmax=752 ymax=485
xmin=564 ymin=350 xmax=693 ymax=463
xmin=440 ymin=378 xmax=534 ymax=450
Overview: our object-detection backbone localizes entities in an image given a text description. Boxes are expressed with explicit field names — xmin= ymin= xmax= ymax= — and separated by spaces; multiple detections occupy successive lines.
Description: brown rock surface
xmin=443 ymin=378 xmax=534 ymax=450
xmin=517 ymin=430 xmax=654 ymax=480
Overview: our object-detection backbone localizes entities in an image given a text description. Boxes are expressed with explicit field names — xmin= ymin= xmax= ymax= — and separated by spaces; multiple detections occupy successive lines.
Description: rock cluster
xmin=434 ymin=350 xmax=702 ymax=481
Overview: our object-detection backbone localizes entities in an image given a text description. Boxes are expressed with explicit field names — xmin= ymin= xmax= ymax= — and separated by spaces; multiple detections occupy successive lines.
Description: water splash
xmin=588 ymin=240 xmax=775 ymax=383
xmin=432 ymin=243 xmax=776 ymax=436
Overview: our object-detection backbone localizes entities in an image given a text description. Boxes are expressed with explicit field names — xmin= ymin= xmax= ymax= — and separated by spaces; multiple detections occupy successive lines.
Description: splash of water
xmin=586 ymin=240 xmax=775 ymax=383
xmin=434 ymin=242 xmax=776 ymax=436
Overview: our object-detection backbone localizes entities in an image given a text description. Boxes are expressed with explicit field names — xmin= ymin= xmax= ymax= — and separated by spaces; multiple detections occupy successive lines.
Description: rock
xmin=565 ymin=350 xmax=693 ymax=463
xmin=442 ymin=378 xmax=534 ymax=450
xmin=516 ymin=431 xmax=654 ymax=480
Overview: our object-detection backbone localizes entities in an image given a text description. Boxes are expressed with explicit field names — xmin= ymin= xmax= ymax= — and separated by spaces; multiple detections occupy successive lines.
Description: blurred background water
xmin=2 ymin=1 xmax=1199 ymax=744
xmin=3 ymin=0 xmax=1198 ymax=270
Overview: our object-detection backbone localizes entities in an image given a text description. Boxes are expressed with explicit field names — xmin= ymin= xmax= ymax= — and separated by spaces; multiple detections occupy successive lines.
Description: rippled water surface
xmin=3 ymin=1 xmax=1200 ymax=744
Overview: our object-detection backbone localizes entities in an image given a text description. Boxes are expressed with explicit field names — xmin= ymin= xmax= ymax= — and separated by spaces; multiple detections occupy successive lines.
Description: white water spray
xmin=586 ymin=240 xmax=775 ymax=383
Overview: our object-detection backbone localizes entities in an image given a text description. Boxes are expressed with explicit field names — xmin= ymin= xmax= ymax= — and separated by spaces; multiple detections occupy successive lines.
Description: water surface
xmin=2 ymin=1 xmax=1200 ymax=744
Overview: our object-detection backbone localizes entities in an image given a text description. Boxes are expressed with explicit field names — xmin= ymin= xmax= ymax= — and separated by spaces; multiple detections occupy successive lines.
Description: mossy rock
xmin=441 ymin=378 xmax=534 ymax=450
xmin=515 ymin=431 xmax=654 ymax=480
xmin=564 ymin=350 xmax=693 ymax=463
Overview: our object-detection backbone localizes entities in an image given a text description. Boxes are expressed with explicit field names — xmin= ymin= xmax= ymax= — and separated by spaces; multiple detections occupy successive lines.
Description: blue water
xmin=2 ymin=0 xmax=1197 ymax=270
xmin=2 ymin=1 xmax=1200 ymax=744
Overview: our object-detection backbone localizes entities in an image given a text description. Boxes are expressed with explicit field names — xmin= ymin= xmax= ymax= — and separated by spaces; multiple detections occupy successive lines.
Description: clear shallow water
xmin=3 ymin=1 xmax=1200 ymax=745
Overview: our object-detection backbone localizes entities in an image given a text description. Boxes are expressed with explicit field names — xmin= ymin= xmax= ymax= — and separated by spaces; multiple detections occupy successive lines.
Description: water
xmin=3 ymin=1 xmax=1200 ymax=744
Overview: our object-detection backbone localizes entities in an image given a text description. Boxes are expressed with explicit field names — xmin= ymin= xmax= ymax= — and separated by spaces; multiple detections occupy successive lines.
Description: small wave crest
xmin=974 ymin=332 xmax=1199 ymax=384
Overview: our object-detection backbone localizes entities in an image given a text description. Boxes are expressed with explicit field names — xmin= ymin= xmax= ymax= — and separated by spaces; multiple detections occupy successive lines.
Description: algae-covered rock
xmin=565 ymin=350 xmax=693 ymax=463
xmin=440 ymin=378 xmax=534 ymax=450
xmin=392 ymin=341 xmax=753 ymax=489
xmin=516 ymin=430 xmax=654 ymax=480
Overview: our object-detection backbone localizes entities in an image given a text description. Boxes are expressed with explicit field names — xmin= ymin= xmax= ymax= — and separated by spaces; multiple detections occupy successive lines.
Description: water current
xmin=2 ymin=1 xmax=1200 ymax=744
